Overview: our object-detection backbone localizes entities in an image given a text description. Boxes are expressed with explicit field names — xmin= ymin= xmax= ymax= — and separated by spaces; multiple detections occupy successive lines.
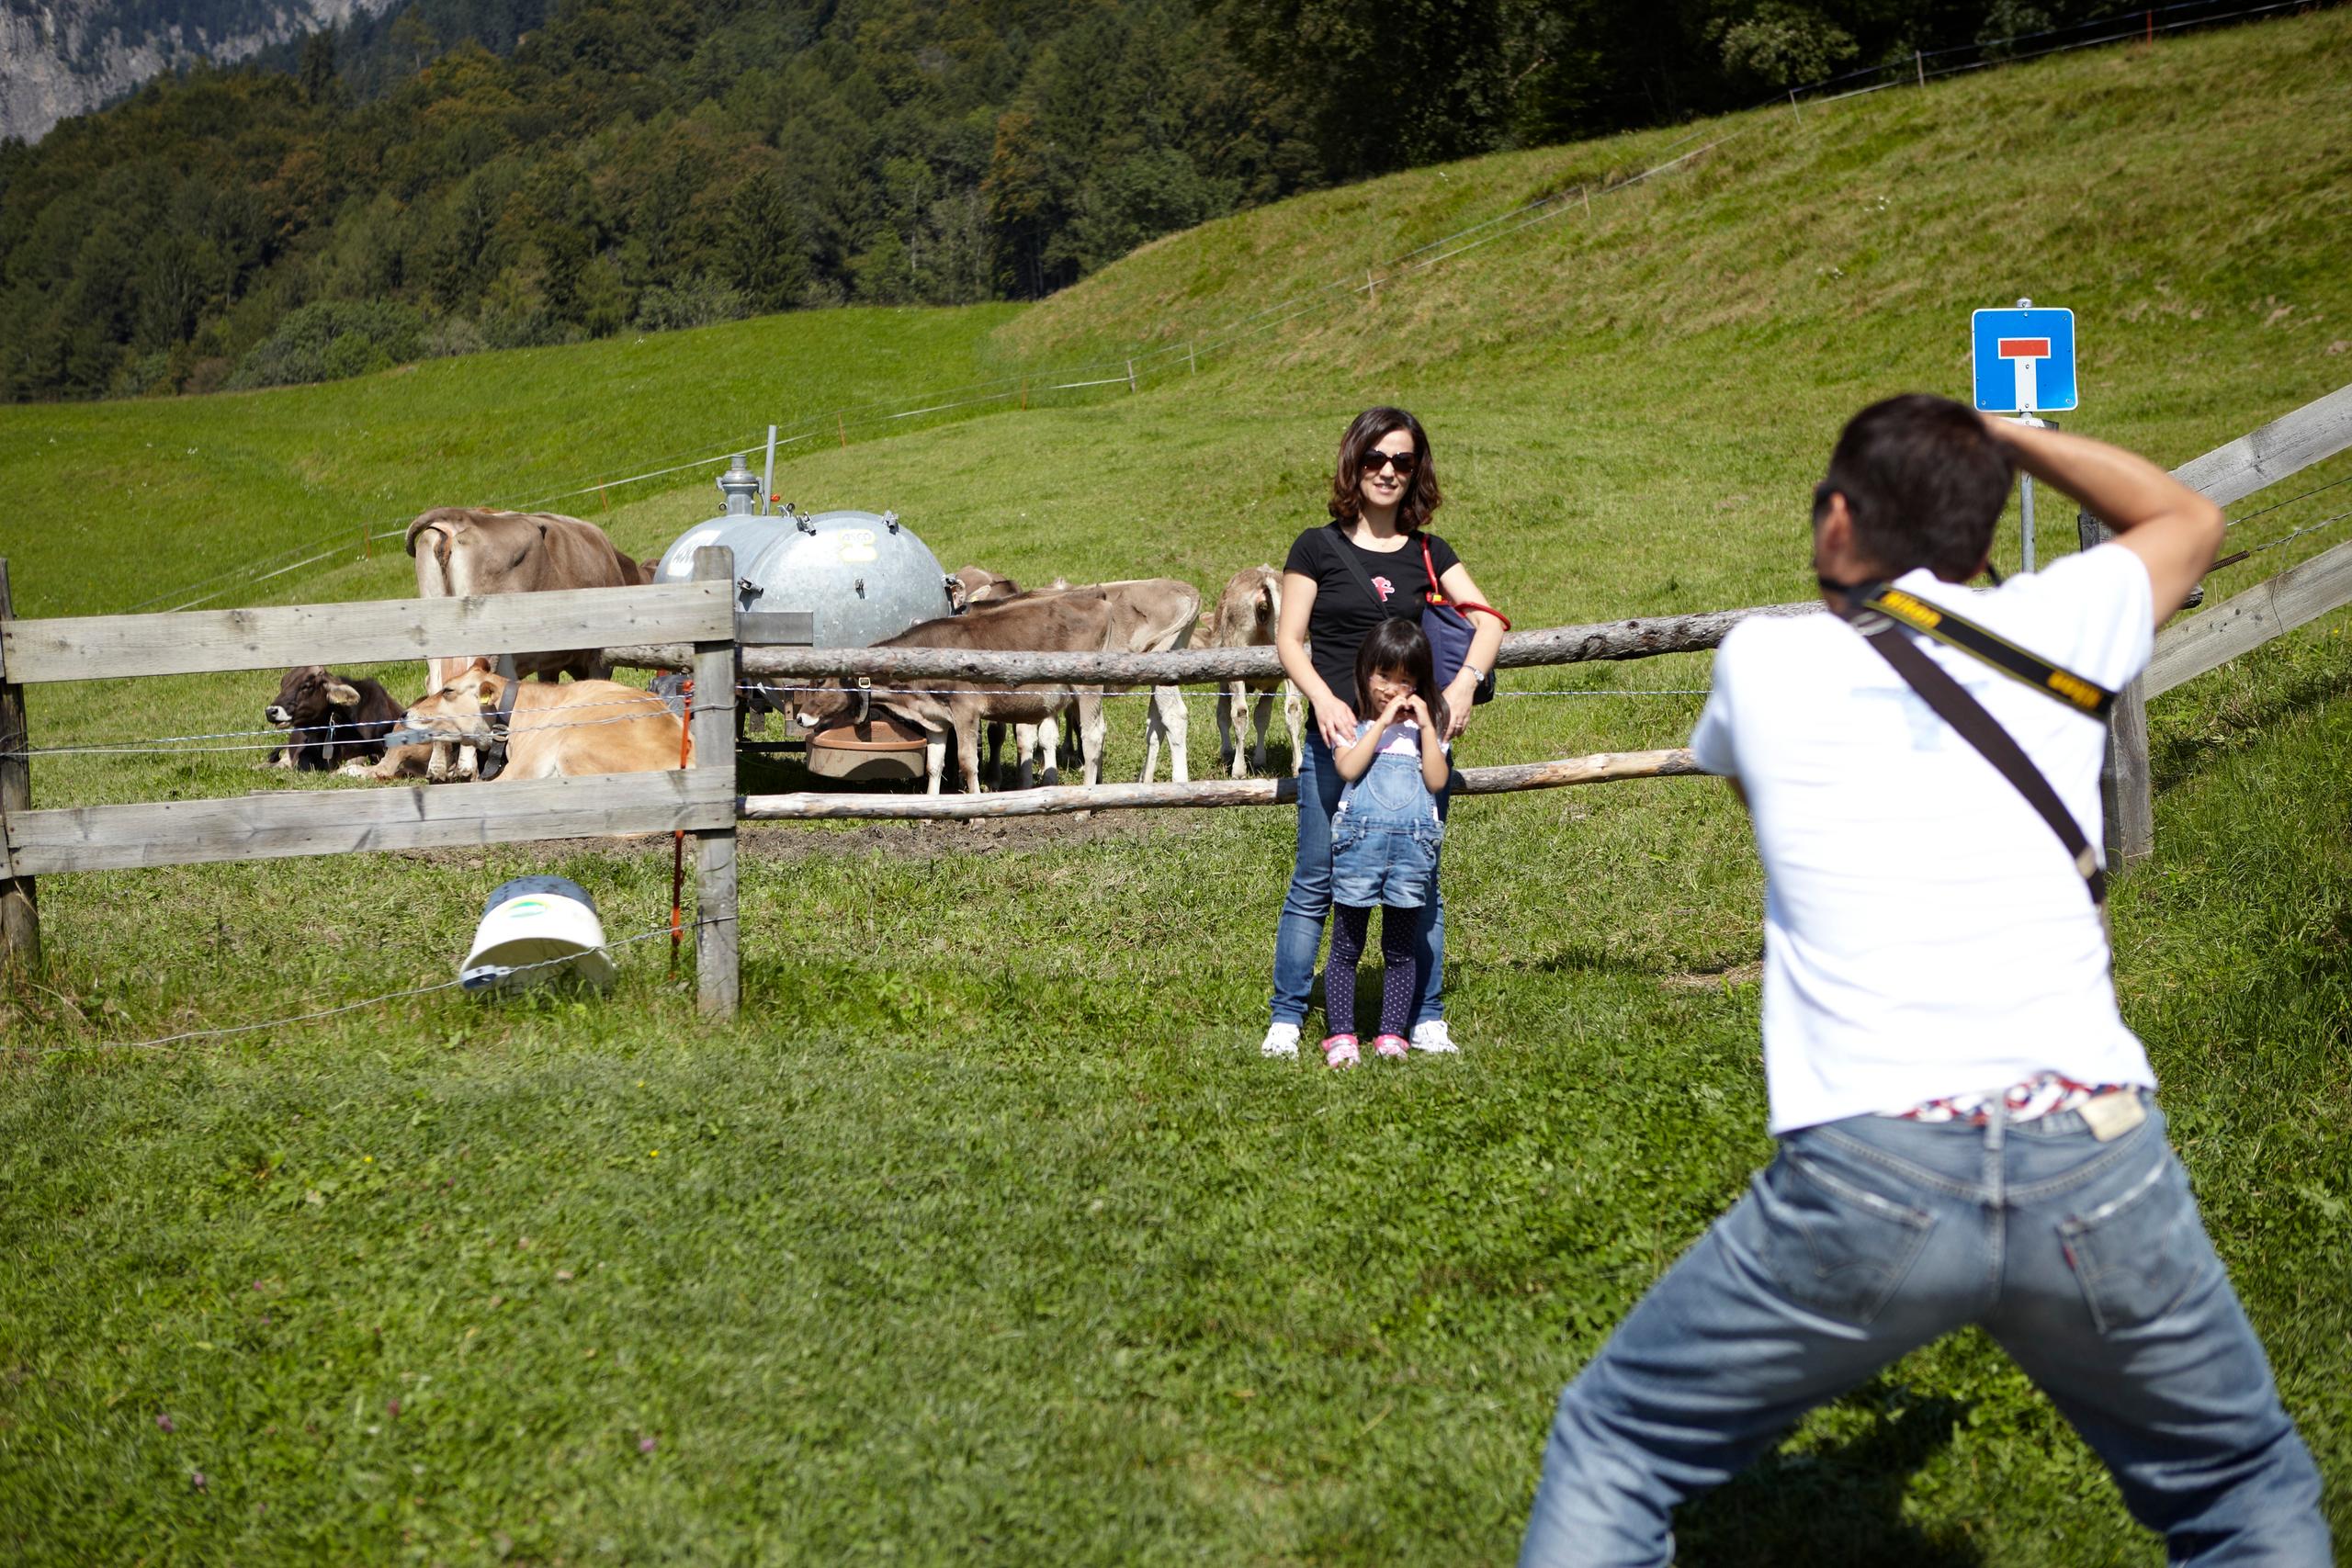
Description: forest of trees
xmin=0 ymin=0 xmax=2185 ymax=401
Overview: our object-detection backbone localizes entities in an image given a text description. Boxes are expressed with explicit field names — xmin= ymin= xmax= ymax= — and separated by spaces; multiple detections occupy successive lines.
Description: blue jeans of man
xmin=1270 ymin=728 xmax=1448 ymax=1029
xmin=1520 ymin=1100 xmax=2327 ymax=1567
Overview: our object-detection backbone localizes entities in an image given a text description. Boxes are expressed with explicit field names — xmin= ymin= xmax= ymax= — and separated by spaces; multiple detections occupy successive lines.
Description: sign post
xmin=1972 ymin=299 xmax=2078 ymax=572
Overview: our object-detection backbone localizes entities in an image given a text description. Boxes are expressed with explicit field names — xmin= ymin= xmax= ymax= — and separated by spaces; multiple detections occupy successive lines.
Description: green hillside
xmin=4 ymin=14 xmax=2350 ymax=1562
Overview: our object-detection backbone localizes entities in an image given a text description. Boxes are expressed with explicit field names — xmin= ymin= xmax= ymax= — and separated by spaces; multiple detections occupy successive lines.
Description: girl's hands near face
xmin=1403 ymin=694 xmax=1434 ymax=729
xmin=1313 ymin=693 xmax=1359 ymax=750
xmin=1379 ymin=692 xmax=1412 ymax=728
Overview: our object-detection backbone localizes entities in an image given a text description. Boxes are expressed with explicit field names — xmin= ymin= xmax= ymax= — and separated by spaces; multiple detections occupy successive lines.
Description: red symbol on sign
xmin=1997 ymin=338 xmax=2051 ymax=359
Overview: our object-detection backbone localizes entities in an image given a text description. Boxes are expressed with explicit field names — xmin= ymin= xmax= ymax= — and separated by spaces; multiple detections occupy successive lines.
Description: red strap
xmin=1419 ymin=536 xmax=1510 ymax=628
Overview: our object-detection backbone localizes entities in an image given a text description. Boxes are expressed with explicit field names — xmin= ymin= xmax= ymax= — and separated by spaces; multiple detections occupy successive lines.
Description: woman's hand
xmin=1440 ymin=672 xmax=1479 ymax=739
xmin=1313 ymin=692 xmax=1360 ymax=751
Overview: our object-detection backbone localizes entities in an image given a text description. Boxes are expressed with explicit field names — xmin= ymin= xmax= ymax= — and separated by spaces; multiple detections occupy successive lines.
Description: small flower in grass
xmin=156 ymin=1414 xmax=175 ymax=1434
xmin=639 ymin=1436 xmax=657 ymax=1454
xmin=648 ymin=1149 xmax=660 ymax=1159
xmin=190 ymin=1471 xmax=207 ymax=1490
xmin=387 ymin=1399 xmax=401 ymax=1419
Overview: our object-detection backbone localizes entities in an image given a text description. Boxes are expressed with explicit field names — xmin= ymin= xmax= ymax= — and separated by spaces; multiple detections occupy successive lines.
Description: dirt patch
xmin=1659 ymin=959 xmax=1761 ymax=991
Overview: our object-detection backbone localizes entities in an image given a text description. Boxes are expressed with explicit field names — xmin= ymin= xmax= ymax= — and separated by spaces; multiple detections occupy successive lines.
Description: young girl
xmin=1320 ymin=618 xmax=1453 ymax=1068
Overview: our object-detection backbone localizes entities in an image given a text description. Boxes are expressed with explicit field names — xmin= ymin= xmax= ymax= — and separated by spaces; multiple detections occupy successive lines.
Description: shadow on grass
xmin=2148 ymin=659 xmax=2352 ymax=793
xmin=1676 ymin=1393 xmax=1982 ymax=1568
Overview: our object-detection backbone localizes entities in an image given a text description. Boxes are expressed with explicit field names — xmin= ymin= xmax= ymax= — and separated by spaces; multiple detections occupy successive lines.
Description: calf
xmin=396 ymin=660 xmax=690 ymax=781
xmin=792 ymin=596 xmax=1112 ymax=795
xmin=265 ymin=665 xmax=405 ymax=773
xmin=1206 ymin=565 xmax=1303 ymax=778
xmin=994 ymin=578 xmax=1201 ymax=785
xmin=948 ymin=564 xmax=1023 ymax=613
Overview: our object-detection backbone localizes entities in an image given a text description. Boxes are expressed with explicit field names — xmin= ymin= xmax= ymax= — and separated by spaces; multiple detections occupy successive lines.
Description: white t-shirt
xmin=1689 ymin=545 xmax=2156 ymax=1134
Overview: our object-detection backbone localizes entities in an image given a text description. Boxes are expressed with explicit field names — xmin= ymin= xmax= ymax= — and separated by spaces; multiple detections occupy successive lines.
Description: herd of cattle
xmin=263 ymin=508 xmax=1306 ymax=793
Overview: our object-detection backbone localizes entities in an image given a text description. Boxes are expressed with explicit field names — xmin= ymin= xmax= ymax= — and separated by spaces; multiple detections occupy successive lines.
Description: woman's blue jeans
xmin=1270 ymin=728 xmax=1447 ymax=1028
xmin=1518 ymin=1100 xmax=2328 ymax=1567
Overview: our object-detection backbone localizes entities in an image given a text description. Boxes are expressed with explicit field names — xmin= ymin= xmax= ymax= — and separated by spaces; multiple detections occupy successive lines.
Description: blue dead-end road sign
xmin=1972 ymin=306 xmax=2077 ymax=413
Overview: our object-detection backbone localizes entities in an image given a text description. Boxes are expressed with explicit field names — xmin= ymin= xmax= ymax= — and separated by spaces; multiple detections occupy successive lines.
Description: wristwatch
xmin=1461 ymin=662 xmax=1487 ymax=683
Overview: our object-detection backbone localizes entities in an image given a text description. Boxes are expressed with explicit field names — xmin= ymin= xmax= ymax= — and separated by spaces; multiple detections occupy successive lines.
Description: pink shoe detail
xmin=1373 ymin=1033 xmax=1409 ymax=1060
xmin=1320 ymin=1033 xmax=1361 ymax=1068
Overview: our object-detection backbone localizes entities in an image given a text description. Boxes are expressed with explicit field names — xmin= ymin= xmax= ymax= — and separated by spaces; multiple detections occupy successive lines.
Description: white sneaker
xmin=1409 ymin=1020 xmax=1460 ymax=1055
xmin=1260 ymin=1021 xmax=1301 ymax=1059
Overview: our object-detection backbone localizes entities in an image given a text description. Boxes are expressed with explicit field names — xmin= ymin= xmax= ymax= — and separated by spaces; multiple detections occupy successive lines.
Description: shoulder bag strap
xmin=1419 ymin=536 xmax=1510 ymax=628
xmin=1831 ymin=590 xmax=2107 ymax=914
xmin=1326 ymin=520 xmax=1394 ymax=610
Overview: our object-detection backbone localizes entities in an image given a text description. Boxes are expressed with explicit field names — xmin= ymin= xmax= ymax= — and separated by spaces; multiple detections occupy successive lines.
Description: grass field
xmin=4 ymin=12 xmax=2352 ymax=1562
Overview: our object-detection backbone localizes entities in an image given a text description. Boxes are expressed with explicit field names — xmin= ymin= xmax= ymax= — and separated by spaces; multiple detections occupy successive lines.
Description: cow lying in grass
xmin=265 ymin=665 xmax=405 ymax=773
xmin=394 ymin=659 xmax=690 ymax=781
xmin=792 ymin=593 xmax=1110 ymax=795
xmin=1206 ymin=565 xmax=1302 ymax=778
xmin=406 ymin=506 xmax=649 ymax=781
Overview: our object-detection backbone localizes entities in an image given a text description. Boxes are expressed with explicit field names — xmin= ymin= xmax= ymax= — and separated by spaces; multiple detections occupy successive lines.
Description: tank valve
xmin=854 ymin=577 xmax=866 ymax=597
xmin=883 ymin=510 xmax=900 ymax=534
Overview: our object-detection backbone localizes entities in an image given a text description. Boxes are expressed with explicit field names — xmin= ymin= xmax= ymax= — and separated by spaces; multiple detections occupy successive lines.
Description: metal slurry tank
xmin=652 ymin=457 xmax=955 ymax=647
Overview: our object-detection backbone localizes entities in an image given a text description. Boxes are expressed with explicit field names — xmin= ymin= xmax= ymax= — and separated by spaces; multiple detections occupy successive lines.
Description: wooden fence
xmin=4 ymin=382 xmax=2348 ymax=1011
xmin=0 ymin=548 xmax=744 ymax=1015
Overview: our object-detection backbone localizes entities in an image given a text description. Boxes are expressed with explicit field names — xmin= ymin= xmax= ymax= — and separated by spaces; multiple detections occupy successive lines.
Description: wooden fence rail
xmin=0 ymin=552 xmax=743 ymax=1014
xmin=741 ymin=749 xmax=1702 ymax=822
xmin=605 ymin=602 xmax=1824 ymax=682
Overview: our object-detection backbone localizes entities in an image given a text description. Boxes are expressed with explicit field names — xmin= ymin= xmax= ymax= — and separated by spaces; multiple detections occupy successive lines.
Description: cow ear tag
xmin=479 ymin=692 xmax=499 ymax=709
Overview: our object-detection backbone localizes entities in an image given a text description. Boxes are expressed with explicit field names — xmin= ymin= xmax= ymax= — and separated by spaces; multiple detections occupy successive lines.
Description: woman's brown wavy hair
xmin=1328 ymin=406 xmax=1442 ymax=533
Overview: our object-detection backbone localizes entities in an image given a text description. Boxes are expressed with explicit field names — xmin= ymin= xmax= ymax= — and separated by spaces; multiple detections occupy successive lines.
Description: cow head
xmin=401 ymin=659 xmax=510 ymax=746
xmin=947 ymin=565 xmax=1019 ymax=614
xmin=266 ymin=665 xmax=364 ymax=728
xmin=791 ymin=677 xmax=876 ymax=734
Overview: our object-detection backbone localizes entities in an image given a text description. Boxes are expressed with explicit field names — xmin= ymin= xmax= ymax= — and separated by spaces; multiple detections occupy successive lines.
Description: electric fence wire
xmin=40 ymin=921 xmax=721 ymax=1055
xmin=3 ymin=692 xmax=706 ymax=759
xmin=2241 ymin=505 xmax=2352 ymax=556
xmin=2224 ymin=470 xmax=2352 ymax=529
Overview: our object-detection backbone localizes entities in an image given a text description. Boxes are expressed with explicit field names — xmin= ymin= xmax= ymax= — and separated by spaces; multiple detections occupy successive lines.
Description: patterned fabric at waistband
xmin=1877 ymin=1072 xmax=2133 ymax=1125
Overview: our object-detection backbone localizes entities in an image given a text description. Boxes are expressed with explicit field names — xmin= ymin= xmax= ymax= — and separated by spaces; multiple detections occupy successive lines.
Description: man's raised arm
xmin=1987 ymin=417 xmax=2223 ymax=624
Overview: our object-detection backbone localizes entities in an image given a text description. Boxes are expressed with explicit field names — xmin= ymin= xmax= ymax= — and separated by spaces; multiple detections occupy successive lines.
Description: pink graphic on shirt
xmin=1371 ymin=575 xmax=1396 ymax=603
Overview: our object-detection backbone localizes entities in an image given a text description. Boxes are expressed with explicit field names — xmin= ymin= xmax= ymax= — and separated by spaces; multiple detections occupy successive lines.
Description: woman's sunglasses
xmin=1359 ymin=449 xmax=1419 ymax=478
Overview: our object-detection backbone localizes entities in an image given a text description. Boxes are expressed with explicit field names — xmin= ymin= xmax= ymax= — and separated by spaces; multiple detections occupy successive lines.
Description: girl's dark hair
xmin=1329 ymin=406 xmax=1442 ymax=533
xmin=1353 ymin=616 xmax=1450 ymax=739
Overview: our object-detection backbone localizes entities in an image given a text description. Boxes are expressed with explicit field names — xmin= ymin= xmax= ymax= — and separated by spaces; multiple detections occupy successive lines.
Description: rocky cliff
xmin=1 ymin=0 xmax=396 ymax=143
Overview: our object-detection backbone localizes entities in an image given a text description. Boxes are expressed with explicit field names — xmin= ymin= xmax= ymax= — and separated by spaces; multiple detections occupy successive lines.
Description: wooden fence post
xmin=0 ymin=559 xmax=39 ymax=976
xmin=690 ymin=547 xmax=740 ymax=1018
xmin=2078 ymin=511 xmax=2154 ymax=869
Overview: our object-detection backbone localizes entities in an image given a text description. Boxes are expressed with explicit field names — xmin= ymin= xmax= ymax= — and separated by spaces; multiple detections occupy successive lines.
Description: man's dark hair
xmin=1815 ymin=394 xmax=2016 ymax=580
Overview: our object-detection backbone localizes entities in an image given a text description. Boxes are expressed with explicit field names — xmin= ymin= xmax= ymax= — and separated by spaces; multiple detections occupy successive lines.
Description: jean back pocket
xmin=2058 ymin=1153 xmax=2216 ymax=1335
xmin=1751 ymin=1149 xmax=1935 ymax=1326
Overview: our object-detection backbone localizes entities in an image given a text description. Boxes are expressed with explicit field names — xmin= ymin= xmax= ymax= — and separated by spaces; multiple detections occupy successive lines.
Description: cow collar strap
xmin=1827 ymin=582 xmax=2108 ymax=919
xmin=477 ymin=677 xmax=522 ymax=782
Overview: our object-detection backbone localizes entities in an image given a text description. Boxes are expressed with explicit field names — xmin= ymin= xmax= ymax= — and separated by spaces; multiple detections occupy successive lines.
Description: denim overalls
xmin=1330 ymin=722 xmax=1444 ymax=909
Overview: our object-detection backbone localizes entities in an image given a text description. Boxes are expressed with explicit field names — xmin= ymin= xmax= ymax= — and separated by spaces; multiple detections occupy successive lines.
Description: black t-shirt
xmin=1282 ymin=523 xmax=1463 ymax=699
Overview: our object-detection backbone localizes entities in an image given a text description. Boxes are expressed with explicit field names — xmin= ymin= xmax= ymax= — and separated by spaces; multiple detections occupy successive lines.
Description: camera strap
xmin=1831 ymin=585 xmax=2108 ymax=917
xmin=1850 ymin=582 xmax=2117 ymax=719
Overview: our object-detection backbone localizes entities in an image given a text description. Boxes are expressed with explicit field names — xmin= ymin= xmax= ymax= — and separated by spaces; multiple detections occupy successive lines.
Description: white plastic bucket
xmin=460 ymin=875 xmax=616 ymax=994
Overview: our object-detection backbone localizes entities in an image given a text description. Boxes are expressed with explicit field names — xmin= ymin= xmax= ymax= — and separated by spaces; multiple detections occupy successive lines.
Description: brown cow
xmin=1206 ymin=565 xmax=1302 ymax=778
xmin=405 ymin=507 xmax=644 ymax=781
xmin=263 ymin=665 xmax=406 ymax=773
xmin=395 ymin=660 xmax=690 ymax=781
xmin=792 ymin=595 xmax=1113 ymax=795
xmin=997 ymin=578 xmax=1200 ymax=785
xmin=948 ymin=564 xmax=1022 ymax=613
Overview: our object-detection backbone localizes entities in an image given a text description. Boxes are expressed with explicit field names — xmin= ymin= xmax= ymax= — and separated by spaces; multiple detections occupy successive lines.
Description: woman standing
xmin=1262 ymin=407 xmax=1508 ymax=1059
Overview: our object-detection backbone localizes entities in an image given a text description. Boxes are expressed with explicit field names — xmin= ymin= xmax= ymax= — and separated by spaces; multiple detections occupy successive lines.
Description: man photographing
xmin=1519 ymin=395 xmax=2328 ymax=1565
